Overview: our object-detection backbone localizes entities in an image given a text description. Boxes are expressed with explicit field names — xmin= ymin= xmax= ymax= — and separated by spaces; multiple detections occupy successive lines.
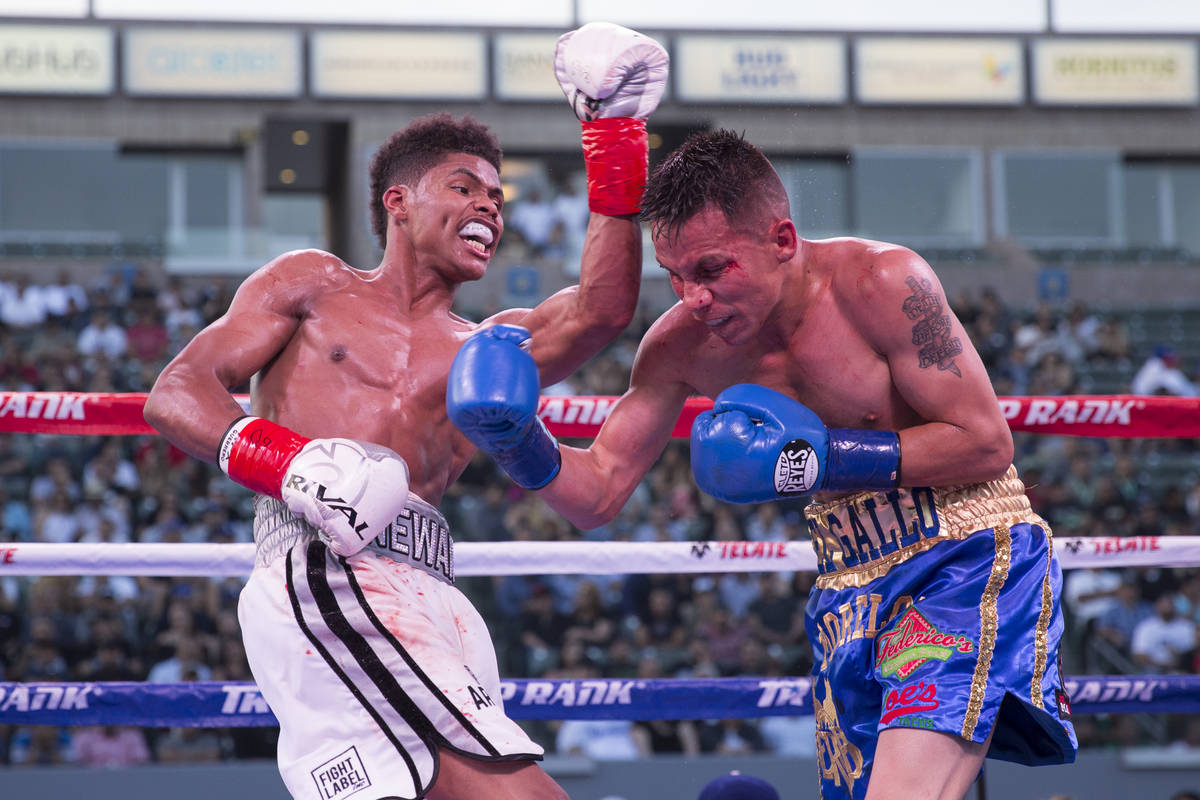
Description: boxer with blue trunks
xmin=448 ymin=129 xmax=1078 ymax=799
xmin=805 ymin=471 xmax=1076 ymax=798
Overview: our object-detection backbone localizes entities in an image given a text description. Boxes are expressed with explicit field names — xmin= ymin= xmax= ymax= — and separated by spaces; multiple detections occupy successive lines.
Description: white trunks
xmin=240 ymin=494 xmax=543 ymax=800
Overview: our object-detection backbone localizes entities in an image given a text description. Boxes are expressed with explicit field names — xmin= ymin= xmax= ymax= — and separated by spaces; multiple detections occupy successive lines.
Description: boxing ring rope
xmin=2 ymin=392 xmax=1199 ymax=728
xmin=0 ymin=535 xmax=1192 ymax=577
xmin=0 ymin=391 xmax=1196 ymax=439
xmin=1 ymin=676 xmax=1195 ymax=727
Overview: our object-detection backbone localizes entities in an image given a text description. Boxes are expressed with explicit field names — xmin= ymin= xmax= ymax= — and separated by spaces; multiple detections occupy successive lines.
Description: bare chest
xmin=251 ymin=303 xmax=471 ymax=496
xmin=687 ymin=317 xmax=909 ymax=429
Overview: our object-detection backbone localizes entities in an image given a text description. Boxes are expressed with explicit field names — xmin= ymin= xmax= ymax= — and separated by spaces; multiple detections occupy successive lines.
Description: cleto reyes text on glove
xmin=218 ymin=416 xmax=410 ymax=558
xmin=554 ymin=21 xmax=668 ymax=216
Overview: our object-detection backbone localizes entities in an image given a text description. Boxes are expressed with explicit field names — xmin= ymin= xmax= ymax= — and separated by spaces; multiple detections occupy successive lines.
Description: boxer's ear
xmin=383 ymin=185 xmax=410 ymax=221
xmin=771 ymin=218 xmax=798 ymax=262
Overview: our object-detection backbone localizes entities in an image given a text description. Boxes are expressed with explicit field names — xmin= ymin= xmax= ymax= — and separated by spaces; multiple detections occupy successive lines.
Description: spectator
xmin=1131 ymin=345 xmax=1198 ymax=397
xmin=32 ymin=490 xmax=82 ymax=543
xmin=0 ymin=273 xmax=48 ymax=328
xmin=125 ymin=308 xmax=170 ymax=364
xmin=507 ymin=187 xmax=562 ymax=257
xmin=745 ymin=503 xmax=787 ymax=542
xmin=1063 ymin=567 xmax=1123 ymax=636
xmin=1091 ymin=315 xmax=1132 ymax=365
xmin=154 ymin=725 xmax=221 ymax=763
xmin=147 ymin=638 xmax=213 ymax=684
xmin=1060 ymin=301 xmax=1102 ymax=359
xmin=1131 ymin=594 xmax=1196 ymax=673
xmin=519 ymin=582 xmax=571 ymax=676
xmin=697 ymin=771 xmax=781 ymax=800
xmin=698 ymin=718 xmax=766 ymax=755
xmin=1096 ymin=581 xmax=1154 ymax=655
xmin=746 ymin=574 xmax=803 ymax=650
xmin=76 ymin=308 xmax=128 ymax=362
xmin=717 ymin=571 xmax=761 ymax=620
xmin=563 ymin=580 xmax=617 ymax=655
xmin=633 ymin=586 xmax=689 ymax=655
xmin=40 ymin=269 xmax=89 ymax=321
xmin=691 ymin=592 xmax=750 ymax=675
xmin=71 ymin=725 xmax=151 ymax=768
xmin=555 ymin=718 xmax=645 ymax=760
xmin=759 ymin=712 xmax=817 ymax=758
xmin=8 ymin=725 xmax=71 ymax=765
xmin=630 ymin=656 xmax=700 ymax=755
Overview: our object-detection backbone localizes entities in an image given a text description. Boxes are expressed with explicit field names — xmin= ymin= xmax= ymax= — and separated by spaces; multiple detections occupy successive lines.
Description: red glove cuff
xmin=581 ymin=118 xmax=648 ymax=216
xmin=219 ymin=416 xmax=311 ymax=497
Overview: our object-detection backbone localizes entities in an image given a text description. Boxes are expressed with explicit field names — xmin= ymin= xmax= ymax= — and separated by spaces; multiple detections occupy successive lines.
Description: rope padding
xmin=0 ymin=392 xmax=1194 ymax=438
xmin=0 ymin=675 xmax=1186 ymax=727
xmin=0 ymin=536 xmax=1188 ymax=577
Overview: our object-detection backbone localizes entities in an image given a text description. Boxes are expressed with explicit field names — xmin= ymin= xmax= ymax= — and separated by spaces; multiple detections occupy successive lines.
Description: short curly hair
xmin=640 ymin=129 xmax=789 ymax=244
xmin=368 ymin=113 xmax=502 ymax=250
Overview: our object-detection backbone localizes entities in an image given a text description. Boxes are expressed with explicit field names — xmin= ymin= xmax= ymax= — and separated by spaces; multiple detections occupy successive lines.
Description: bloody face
xmin=653 ymin=204 xmax=786 ymax=346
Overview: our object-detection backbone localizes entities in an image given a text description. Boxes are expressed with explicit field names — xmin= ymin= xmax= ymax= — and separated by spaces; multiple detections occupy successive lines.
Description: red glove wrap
xmin=581 ymin=118 xmax=648 ymax=216
xmin=220 ymin=416 xmax=311 ymax=497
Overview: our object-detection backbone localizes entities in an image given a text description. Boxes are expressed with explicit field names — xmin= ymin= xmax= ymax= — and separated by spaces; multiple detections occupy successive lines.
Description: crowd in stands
xmin=0 ymin=257 xmax=1197 ymax=767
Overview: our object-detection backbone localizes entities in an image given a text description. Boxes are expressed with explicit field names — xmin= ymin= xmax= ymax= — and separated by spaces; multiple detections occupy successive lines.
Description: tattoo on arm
xmin=901 ymin=276 xmax=962 ymax=378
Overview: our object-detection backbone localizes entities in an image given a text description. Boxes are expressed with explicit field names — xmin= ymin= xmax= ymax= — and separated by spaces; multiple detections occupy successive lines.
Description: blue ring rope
xmin=0 ymin=675 xmax=1187 ymax=727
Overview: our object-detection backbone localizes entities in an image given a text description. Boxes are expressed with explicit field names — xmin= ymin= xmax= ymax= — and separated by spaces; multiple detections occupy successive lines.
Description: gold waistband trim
xmin=806 ymin=465 xmax=1044 ymax=590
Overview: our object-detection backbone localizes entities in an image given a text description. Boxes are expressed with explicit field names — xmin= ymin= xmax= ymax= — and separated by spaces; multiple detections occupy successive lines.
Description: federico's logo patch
xmin=876 ymin=608 xmax=974 ymax=680
xmin=311 ymin=746 xmax=371 ymax=799
xmin=775 ymin=439 xmax=819 ymax=495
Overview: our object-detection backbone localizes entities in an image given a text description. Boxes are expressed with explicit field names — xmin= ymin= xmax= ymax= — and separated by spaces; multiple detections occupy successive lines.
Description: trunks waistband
xmin=253 ymin=493 xmax=455 ymax=584
xmin=804 ymin=465 xmax=1044 ymax=589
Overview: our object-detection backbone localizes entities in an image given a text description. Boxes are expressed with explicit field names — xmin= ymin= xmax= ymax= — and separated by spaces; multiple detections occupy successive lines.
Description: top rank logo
xmin=774 ymin=439 xmax=819 ymax=495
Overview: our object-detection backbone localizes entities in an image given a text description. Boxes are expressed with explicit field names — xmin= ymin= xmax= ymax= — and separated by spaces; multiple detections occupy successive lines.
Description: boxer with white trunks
xmin=145 ymin=22 xmax=668 ymax=800
xmin=449 ymin=130 xmax=1076 ymax=799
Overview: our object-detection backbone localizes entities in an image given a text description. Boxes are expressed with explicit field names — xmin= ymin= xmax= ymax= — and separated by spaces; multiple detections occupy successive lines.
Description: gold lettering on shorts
xmin=814 ymin=677 xmax=864 ymax=793
xmin=816 ymin=593 xmax=900 ymax=671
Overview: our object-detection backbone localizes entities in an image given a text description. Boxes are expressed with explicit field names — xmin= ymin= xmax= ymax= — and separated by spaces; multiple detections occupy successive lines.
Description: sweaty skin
xmin=538 ymin=204 xmax=1012 ymax=529
xmin=145 ymin=153 xmax=640 ymax=507
xmin=145 ymin=150 xmax=638 ymax=800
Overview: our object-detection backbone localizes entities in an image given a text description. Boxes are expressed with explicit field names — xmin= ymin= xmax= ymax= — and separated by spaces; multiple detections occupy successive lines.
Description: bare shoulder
xmin=630 ymin=303 xmax=704 ymax=385
xmin=813 ymin=237 xmax=939 ymax=317
xmin=251 ymin=248 xmax=357 ymax=289
xmin=234 ymin=249 xmax=360 ymax=313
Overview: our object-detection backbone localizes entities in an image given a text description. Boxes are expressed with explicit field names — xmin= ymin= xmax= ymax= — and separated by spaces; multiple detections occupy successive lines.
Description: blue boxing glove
xmin=690 ymin=384 xmax=900 ymax=504
xmin=447 ymin=324 xmax=561 ymax=490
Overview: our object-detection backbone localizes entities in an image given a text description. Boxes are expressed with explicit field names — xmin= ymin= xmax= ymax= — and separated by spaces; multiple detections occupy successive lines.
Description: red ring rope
xmin=0 ymin=392 xmax=1193 ymax=439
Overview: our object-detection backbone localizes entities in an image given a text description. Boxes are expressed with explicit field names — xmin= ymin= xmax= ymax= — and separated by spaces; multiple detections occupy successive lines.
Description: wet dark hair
xmin=640 ymin=128 xmax=789 ymax=243
xmin=368 ymin=112 xmax=502 ymax=249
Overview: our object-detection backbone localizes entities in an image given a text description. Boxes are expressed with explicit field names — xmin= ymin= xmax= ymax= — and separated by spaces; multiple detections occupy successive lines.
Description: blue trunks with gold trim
xmin=803 ymin=467 xmax=1077 ymax=799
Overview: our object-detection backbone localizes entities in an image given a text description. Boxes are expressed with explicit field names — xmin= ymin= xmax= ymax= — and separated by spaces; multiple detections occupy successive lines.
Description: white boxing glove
xmin=281 ymin=439 xmax=410 ymax=558
xmin=218 ymin=416 xmax=409 ymax=558
xmin=554 ymin=22 xmax=668 ymax=121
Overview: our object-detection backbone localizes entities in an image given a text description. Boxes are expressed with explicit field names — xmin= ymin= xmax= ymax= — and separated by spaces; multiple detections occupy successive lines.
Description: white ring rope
xmin=0 ymin=535 xmax=1186 ymax=577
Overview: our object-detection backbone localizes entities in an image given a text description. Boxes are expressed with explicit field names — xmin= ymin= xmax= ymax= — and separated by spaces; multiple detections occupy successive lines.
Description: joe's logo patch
xmin=311 ymin=746 xmax=371 ymax=799
xmin=876 ymin=608 xmax=974 ymax=680
xmin=880 ymin=681 xmax=939 ymax=725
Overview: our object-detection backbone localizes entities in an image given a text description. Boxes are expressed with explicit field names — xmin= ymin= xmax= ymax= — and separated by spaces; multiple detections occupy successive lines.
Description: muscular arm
xmin=143 ymin=253 xmax=314 ymax=462
xmin=538 ymin=331 xmax=692 ymax=529
xmin=486 ymin=212 xmax=640 ymax=386
xmin=847 ymin=249 xmax=1012 ymax=486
